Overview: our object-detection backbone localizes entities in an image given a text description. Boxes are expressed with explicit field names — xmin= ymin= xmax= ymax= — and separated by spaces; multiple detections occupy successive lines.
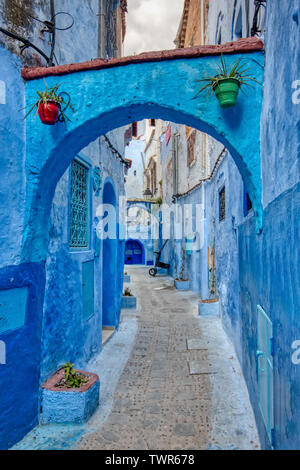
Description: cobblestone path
xmin=76 ymin=267 xmax=260 ymax=450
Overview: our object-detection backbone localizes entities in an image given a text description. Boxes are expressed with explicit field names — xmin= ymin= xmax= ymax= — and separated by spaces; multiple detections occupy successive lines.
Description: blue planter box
xmin=174 ymin=279 xmax=190 ymax=291
xmin=122 ymin=295 xmax=136 ymax=309
xmin=40 ymin=369 xmax=100 ymax=424
xmin=198 ymin=300 xmax=219 ymax=317
xmin=124 ymin=275 xmax=131 ymax=283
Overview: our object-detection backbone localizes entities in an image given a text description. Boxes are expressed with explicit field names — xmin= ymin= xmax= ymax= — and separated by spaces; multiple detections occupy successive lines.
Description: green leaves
xmin=193 ymin=54 xmax=262 ymax=100
xmin=123 ymin=287 xmax=133 ymax=297
xmin=61 ymin=361 xmax=88 ymax=389
xmin=24 ymin=80 xmax=73 ymax=122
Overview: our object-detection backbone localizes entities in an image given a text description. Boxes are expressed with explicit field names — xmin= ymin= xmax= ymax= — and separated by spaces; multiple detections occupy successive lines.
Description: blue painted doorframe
xmin=21 ymin=39 xmax=264 ymax=265
xmin=102 ymin=179 xmax=118 ymax=328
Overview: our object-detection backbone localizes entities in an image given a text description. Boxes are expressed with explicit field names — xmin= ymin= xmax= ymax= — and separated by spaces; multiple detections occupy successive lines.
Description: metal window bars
xmin=69 ymin=160 xmax=89 ymax=249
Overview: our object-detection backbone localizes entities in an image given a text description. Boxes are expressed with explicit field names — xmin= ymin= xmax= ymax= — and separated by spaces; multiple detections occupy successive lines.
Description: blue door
xmin=257 ymin=305 xmax=274 ymax=446
xmin=125 ymin=240 xmax=143 ymax=265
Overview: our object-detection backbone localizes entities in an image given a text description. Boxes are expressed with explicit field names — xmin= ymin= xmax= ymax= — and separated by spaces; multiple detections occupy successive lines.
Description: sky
xmin=124 ymin=0 xmax=185 ymax=56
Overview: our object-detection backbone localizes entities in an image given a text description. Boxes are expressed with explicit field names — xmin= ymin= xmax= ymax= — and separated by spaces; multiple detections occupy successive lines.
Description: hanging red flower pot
xmin=24 ymin=82 xmax=73 ymax=125
xmin=37 ymin=101 xmax=60 ymax=125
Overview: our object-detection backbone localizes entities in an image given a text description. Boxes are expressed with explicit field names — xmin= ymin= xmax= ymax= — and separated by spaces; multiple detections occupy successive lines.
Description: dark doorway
xmin=125 ymin=240 xmax=144 ymax=265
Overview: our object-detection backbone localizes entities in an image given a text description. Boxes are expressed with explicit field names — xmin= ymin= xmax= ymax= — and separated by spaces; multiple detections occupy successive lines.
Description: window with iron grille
xmin=69 ymin=159 xmax=90 ymax=249
xmin=219 ymin=186 xmax=226 ymax=222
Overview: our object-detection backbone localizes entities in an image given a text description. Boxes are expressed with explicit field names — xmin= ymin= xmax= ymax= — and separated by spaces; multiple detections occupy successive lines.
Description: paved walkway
xmin=14 ymin=266 xmax=259 ymax=450
xmin=77 ymin=266 xmax=259 ymax=450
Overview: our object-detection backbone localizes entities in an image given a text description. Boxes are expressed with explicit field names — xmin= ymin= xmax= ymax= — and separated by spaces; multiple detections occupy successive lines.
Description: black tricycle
xmin=149 ymin=239 xmax=170 ymax=277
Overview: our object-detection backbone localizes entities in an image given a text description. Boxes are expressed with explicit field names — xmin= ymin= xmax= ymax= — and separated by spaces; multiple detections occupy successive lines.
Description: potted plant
xmin=40 ymin=362 xmax=100 ymax=424
xmin=122 ymin=287 xmax=136 ymax=309
xmin=124 ymin=272 xmax=131 ymax=283
xmin=25 ymin=82 xmax=73 ymax=125
xmin=174 ymin=247 xmax=190 ymax=291
xmin=193 ymin=55 xmax=262 ymax=108
xmin=198 ymin=298 xmax=220 ymax=318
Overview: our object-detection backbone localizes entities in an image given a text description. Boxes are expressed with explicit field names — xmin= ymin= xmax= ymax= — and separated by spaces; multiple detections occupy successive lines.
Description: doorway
xmin=102 ymin=180 xmax=118 ymax=327
xmin=125 ymin=239 xmax=144 ymax=265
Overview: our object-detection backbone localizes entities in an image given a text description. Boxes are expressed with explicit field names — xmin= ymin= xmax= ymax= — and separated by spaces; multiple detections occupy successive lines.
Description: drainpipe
xmin=173 ymin=133 xmax=180 ymax=197
xmin=98 ymin=0 xmax=106 ymax=58
xmin=141 ymin=152 xmax=146 ymax=171
xmin=245 ymin=0 xmax=250 ymax=36
xmin=49 ymin=0 xmax=56 ymax=65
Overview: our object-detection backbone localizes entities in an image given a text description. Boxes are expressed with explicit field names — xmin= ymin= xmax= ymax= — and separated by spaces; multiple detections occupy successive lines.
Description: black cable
xmin=0 ymin=1 xmax=75 ymax=66
xmin=172 ymin=147 xmax=227 ymax=201
xmin=251 ymin=0 xmax=267 ymax=37
xmin=7 ymin=0 xmax=48 ymax=25
xmin=6 ymin=0 xmax=74 ymax=31
xmin=0 ymin=25 xmax=52 ymax=64
xmin=103 ymin=135 xmax=129 ymax=168
xmin=49 ymin=0 xmax=56 ymax=66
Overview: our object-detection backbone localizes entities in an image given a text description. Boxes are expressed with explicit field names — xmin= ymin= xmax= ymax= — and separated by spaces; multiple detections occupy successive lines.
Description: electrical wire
xmin=172 ymin=147 xmax=227 ymax=201
xmin=6 ymin=0 xmax=74 ymax=31
xmin=103 ymin=135 xmax=129 ymax=168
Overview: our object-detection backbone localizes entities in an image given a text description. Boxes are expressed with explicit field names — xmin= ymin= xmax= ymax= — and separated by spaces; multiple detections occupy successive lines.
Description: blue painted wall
xmin=238 ymin=182 xmax=300 ymax=449
xmin=202 ymin=0 xmax=300 ymax=449
xmin=0 ymin=262 xmax=45 ymax=450
xmin=0 ymin=0 xmax=126 ymax=448
xmin=40 ymin=138 xmax=125 ymax=382
xmin=0 ymin=47 xmax=26 ymax=269
xmin=237 ymin=1 xmax=300 ymax=449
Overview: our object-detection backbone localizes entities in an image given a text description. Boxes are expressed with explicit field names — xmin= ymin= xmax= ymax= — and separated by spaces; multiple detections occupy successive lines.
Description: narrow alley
xmin=0 ymin=0 xmax=299 ymax=453
xmin=15 ymin=267 xmax=259 ymax=450
xmin=78 ymin=267 xmax=259 ymax=450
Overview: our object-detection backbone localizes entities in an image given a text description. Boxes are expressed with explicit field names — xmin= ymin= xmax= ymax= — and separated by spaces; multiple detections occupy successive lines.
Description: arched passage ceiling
xmin=21 ymin=37 xmax=264 ymax=262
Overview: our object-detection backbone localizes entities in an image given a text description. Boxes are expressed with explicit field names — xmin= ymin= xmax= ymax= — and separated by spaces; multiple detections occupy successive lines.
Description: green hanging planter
xmin=214 ymin=78 xmax=240 ymax=108
xmin=193 ymin=54 xmax=262 ymax=109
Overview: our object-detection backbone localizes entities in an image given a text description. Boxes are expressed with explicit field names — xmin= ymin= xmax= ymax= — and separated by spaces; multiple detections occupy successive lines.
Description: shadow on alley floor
xmin=13 ymin=266 xmax=260 ymax=451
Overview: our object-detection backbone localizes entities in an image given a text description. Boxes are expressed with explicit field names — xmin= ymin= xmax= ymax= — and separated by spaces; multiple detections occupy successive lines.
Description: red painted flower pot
xmin=38 ymin=101 xmax=60 ymax=125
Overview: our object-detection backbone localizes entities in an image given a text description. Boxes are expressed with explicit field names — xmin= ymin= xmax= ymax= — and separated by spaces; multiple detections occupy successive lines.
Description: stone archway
xmin=21 ymin=37 xmax=264 ymax=264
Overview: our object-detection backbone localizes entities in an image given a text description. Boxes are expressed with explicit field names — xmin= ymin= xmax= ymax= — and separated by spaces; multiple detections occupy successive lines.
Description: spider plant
xmin=194 ymin=55 xmax=262 ymax=107
xmin=60 ymin=362 xmax=88 ymax=389
xmin=24 ymin=81 xmax=73 ymax=122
